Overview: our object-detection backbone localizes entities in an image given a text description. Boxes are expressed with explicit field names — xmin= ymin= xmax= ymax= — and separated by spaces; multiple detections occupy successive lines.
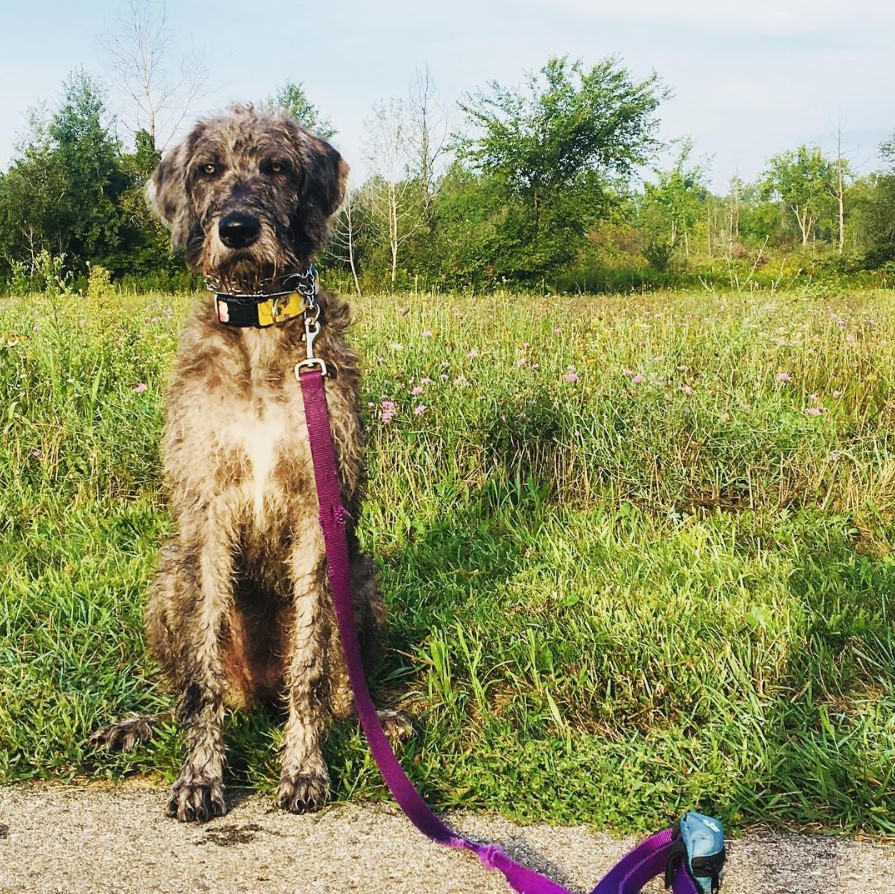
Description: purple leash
xmin=298 ymin=364 xmax=711 ymax=894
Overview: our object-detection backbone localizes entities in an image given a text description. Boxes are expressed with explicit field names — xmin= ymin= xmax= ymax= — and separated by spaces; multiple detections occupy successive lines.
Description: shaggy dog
xmin=93 ymin=106 xmax=383 ymax=822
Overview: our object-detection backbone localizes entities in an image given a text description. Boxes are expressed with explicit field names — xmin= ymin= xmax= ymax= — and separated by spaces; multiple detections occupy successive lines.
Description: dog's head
xmin=147 ymin=105 xmax=348 ymax=292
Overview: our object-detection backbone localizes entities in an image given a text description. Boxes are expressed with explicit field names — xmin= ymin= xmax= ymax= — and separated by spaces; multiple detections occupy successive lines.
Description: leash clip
xmin=294 ymin=300 xmax=329 ymax=378
xmin=664 ymin=812 xmax=725 ymax=894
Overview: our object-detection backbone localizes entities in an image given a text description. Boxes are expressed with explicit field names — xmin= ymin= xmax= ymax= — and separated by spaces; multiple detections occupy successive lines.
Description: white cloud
xmin=545 ymin=0 xmax=895 ymax=34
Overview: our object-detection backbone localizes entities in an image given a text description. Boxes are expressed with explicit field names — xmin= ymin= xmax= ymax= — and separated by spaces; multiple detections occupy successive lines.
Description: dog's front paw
xmin=89 ymin=716 xmax=158 ymax=752
xmin=275 ymin=769 xmax=330 ymax=814
xmin=166 ymin=773 xmax=227 ymax=823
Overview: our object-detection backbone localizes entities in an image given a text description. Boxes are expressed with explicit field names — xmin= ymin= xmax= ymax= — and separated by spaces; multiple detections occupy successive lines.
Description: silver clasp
xmin=294 ymin=300 xmax=329 ymax=378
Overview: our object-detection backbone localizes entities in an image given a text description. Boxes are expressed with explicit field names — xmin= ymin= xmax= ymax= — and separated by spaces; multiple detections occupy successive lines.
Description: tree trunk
xmin=793 ymin=204 xmax=811 ymax=247
xmin=837 ymin=161 xmax=845 ymax=254
xmin=389 ymin=181 xmax=398 ymax=286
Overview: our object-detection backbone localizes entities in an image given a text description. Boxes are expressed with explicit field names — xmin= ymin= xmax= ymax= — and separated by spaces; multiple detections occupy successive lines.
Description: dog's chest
xmin=224 ymin=399 xmax=293 ymax=520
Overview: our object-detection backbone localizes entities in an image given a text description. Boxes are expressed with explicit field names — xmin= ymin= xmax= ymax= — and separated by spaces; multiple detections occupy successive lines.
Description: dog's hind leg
xmin=147 ymin=526 xmax=234 ymax=823
xmin=89 ymin=712 xmax=173 ymax=752
xmin=275 ymin=525 xmax=332 ymax=813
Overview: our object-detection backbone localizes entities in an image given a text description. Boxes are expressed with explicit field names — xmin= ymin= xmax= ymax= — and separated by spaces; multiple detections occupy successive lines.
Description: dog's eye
xmin=267 ymin=160 xmax=290 ymax=175
xmin=199 ymin=163 xmax=219 ymax=177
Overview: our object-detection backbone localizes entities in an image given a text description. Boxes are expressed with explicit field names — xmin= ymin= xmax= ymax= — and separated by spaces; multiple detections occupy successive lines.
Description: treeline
xmin=2 ymin=57 xmax=895 ymax=296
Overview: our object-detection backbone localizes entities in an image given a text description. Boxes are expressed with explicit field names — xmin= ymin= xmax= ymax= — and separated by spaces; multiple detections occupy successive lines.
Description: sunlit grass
xmin=1 ymin=286 xmax=894 ymax=834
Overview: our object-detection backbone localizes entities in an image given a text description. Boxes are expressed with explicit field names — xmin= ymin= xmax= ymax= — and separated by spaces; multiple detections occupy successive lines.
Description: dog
xmin=91 ymin=106 xmax=384 ymax=822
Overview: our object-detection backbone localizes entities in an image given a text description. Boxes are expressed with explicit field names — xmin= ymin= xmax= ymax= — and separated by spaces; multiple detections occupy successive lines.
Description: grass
xmin=1 ymin=284 xmax=895 ymax=835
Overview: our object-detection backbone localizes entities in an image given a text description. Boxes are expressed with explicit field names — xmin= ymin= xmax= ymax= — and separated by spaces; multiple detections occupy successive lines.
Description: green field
xmin=1 ymin=285 xmax=894 ymax=835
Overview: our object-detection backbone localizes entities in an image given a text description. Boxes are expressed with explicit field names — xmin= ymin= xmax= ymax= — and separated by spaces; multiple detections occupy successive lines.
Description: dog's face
xmin=147 ymin=106 xmax=348 ymax=291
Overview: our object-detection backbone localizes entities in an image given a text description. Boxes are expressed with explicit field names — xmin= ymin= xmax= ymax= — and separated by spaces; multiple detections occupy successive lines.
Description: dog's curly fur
xmin=92 ymin=107 xmax=383 ymax=822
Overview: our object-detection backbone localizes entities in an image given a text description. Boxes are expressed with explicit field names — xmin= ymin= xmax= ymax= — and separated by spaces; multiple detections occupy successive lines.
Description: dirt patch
xmin=198 ymin=822 xmax=266 ymax=847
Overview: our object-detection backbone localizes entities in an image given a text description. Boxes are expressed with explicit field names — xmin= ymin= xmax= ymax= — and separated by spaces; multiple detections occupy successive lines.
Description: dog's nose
xmin=218 ymin=212 xmax=261 ymax=249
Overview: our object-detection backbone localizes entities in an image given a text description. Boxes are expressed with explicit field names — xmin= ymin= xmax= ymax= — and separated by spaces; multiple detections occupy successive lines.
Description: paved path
xmin=1 ymin=784 xmax=893 ymax=893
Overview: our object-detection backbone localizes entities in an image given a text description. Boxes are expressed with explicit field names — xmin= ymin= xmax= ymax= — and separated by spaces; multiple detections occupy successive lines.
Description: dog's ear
xmin=145 ymin=136 xmax=192 ymax=250
xmin=291 ymin=128 xmax=349 ymax=255
xmin=305 ymin=135 xmax=349 ymax=220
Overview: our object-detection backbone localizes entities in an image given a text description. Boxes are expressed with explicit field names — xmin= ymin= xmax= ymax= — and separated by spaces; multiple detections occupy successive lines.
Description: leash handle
xmin=298 ymin=365 xmax=707 ymax=894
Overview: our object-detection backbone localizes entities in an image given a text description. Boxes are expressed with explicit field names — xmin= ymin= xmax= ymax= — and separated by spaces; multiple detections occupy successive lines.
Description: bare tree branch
xmin=101 ymin=0 xmax=206 ymax=151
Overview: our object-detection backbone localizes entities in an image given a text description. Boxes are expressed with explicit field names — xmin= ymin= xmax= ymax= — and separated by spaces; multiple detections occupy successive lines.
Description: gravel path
xmin=0 ymin=784 xmax=892 ymax=893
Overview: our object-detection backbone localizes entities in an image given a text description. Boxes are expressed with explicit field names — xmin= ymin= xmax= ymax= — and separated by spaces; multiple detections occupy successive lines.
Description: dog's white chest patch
xmin=228 ymin=405 xmax=287 ymax=521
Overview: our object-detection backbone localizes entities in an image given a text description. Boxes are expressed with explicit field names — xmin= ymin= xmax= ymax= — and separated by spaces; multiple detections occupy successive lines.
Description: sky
xmin=1 ymin=0 xmax=894 ymax=191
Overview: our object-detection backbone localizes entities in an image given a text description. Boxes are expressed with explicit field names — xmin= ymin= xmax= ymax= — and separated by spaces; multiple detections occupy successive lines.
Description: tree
xmin=363 ymin=99 xmax=428 ymax=286
xmin=640 ymin=139 xmax=709 ymax=258
xmin=0 ymin=107 xmax=68 ymax=276
xmin=102 ymin=0 xmax=205 ymax=151
xmin=327 ymin=188 xmax=366 ymax=296
xmin=760 ymin=146 xmax=837 ymax=247
xmin=454 ymin=55 xmax=664 ymax=278
xmin=264 ymin=82 xmax=335 ymax=139
xmin=405 ymin=64 xmax=449 ymax=213
xmin=48 ymin=71 xmax=129 ymax=263
xmin=0 ymin=71 xmax=128 ymax=281
xmin=857 ymin=136 xmax=895 ymax=266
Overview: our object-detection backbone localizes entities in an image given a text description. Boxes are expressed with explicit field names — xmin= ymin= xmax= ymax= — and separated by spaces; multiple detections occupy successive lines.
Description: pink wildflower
xmin=631 ymin=374 xmax=645 ymax=384
xmin=379 ymin=400 xmax=397 ymax=423
xmin=775 ymin=372 xmax=792 ymax=383
xmin=414 ymin=405 xmax=427 ymax=415
xmin=411 ymin=386 xmax=424 ymax=396
xmin=805 ymin=407 xmax=824 ymax=417
xmin=564 ymin=373 xmax=579 ymax=383
xmin=422 ymin=330 xmax=433 ymax=338
xmin=679 ymin=384 xmax=693 ymax=395
xmin=134 ymin=382 xmax=148 ymax=393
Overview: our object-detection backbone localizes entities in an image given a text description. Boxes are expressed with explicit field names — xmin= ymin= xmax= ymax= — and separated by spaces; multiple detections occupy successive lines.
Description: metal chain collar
xmin=204 ymin=265 xmax=319 ymax=301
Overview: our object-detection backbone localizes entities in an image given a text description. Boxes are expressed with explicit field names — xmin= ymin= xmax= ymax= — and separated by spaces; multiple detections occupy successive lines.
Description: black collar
xmin=208 ymin=266 xmax=318 ymax=328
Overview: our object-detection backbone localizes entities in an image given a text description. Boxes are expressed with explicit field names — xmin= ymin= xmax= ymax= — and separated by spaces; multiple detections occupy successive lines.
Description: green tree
xmin=760 ymin=146 xmax=837 ymax=247
xmin=0 ymin=108 xmax=70 ymax=277
xmin=854 ymin=137 xmax=895 ymax=266
xmin=640 ymin=139 xmax=709 ymax=261
xmin=454 ymin=55 xmax=664 ymax=279
xmin=49 ymin=70 xmax=129 ymax=264
xmin=0 ymin=71 xmax=132 ymax=284
xmin=265 ymin=82 xmax=335 ymax=138
xmin=107 ymin=128 xmax=179 ymax=277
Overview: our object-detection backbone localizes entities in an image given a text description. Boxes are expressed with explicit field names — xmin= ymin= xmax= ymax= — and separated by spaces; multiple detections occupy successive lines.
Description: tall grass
xmin=1 ymin=286 xmax=894 ymax=834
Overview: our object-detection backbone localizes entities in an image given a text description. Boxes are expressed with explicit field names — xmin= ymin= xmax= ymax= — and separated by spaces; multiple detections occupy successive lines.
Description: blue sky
xmin=2 ymin=0 xmax=894 ymax=190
